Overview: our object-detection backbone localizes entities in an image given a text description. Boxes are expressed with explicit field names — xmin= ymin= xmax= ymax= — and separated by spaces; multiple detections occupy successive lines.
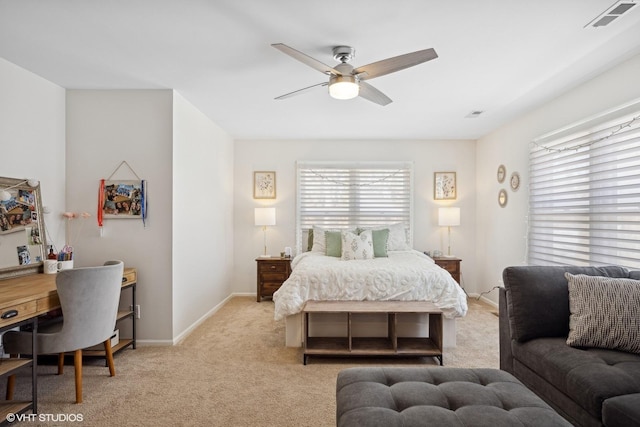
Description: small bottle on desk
xmin=47 ymin=245 xmax=57 ymax=260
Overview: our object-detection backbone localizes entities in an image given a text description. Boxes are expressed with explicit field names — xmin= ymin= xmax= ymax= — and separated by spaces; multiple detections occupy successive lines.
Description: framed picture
xmin=434 ymin=172 xmax=456 ymax=200
xmin=497 ymin=164 xmax=506 ymax=183
xmin=253 ymin=171 xmax=276 ymax=199
xmin=510 ymin=171 xmax=521 ymax=191
xmin=498 ymin=189 xmax=508 ymax=207
xmin=101 ymin=180 xmax=144 ymax=219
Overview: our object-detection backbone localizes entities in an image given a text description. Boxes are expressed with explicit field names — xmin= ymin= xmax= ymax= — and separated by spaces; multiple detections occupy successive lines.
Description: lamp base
xmin=257 ymin=254 xmax=272 ymax=258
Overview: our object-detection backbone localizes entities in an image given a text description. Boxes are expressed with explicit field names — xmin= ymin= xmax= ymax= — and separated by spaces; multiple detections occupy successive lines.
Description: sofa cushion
xmin=512 ymin=337 xmax=640 ymax=420
xmin=566 ymin=273 xmax=640 ymax=354
xmin=602 ymin=393 xmax=640 ymax=427
xmin=502 ymin=266 xmax=630 ymax=343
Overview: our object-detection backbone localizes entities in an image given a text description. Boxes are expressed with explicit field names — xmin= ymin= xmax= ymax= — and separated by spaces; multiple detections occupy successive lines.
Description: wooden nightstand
xmin=432 ymin=256 xmax=461 ymax=284
xmin=256 ymin=257 xmax=292 ymax=302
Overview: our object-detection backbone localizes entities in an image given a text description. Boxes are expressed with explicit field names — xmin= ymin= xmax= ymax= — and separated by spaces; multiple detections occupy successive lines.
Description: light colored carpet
xmin=9 ymin=296 xmax=498 ymax=426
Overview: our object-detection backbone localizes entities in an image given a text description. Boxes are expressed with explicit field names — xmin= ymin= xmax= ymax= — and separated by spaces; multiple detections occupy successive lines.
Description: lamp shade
xmin=255 ymin=207 xmax=276 ymax=226
xmin=438 ymin=207 xmax=460 ymax=227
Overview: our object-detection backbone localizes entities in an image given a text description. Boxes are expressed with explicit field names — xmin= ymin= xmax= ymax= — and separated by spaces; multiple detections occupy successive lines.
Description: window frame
xmin=296 ymin=161 xmax=414 ymax=253
xmin=528 ymin=100 xmax=640 ymax=268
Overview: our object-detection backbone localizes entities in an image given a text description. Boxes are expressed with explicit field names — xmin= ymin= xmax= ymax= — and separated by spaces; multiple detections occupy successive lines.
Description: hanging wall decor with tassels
xmin=97 ymin=161 xmax=147 ymax=233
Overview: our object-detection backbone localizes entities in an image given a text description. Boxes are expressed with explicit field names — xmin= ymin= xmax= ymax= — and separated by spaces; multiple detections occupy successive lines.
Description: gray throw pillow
xmin=565 ymin=273 xmax=640 ymax=354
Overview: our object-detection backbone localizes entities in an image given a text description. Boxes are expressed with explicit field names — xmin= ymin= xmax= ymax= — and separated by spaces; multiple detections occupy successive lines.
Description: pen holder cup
xmin=57 ymin=260 xmax=74 ymax=271
xmin=43 ymin=260 xmax=58 ymax=275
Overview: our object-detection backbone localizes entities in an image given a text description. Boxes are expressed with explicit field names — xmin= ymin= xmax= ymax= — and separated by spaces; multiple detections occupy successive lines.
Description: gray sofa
xmin=500 ymin=265 xmax=640 ymax=427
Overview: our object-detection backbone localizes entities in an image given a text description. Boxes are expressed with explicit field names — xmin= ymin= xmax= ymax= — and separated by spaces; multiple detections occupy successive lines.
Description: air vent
xmin=585 ymin=1 xmax=637 ymax=28
xmin=465 ymin=110 xmax=484 ymax=118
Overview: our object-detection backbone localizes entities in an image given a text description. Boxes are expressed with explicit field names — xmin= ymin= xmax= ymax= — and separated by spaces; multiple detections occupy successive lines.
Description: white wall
xmin=172 ymin=91 xmax=234 ymax=341
xmin=66 ymin=90 xmax=174 ymax=344
xmin=0 ymin=58 xmax=66 ymax=250
xmin=476 ymin=52 xmax=640 ymax=305
xmin=233 ymin=139 xmax=477 ymax=295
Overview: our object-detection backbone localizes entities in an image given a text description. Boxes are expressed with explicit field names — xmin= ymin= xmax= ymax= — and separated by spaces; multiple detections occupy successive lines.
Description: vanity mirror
xmin=0 ymin=176 xmax=47 ymax=279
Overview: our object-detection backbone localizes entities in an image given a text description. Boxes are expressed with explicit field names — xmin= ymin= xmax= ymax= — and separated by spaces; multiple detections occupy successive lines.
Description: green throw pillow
xmin=325 ymin=231 xmax=342 ymax=257
xmin=371 ymin=228 xmax=389 ymax=257
xmin=307 ymin=228 xmax=314 ymax=252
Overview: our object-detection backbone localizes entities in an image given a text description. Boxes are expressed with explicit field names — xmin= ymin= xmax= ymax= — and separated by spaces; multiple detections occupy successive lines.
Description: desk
xmin=0 ymin=267 xmax=136 ymax=420
xmin=0 ymin=268 xmax=136 ymax=329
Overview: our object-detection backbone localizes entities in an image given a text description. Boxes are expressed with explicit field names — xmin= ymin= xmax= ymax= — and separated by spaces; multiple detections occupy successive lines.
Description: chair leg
xmin=103 ymin=339 xmax=116 ymax=377
xmin=74 ymin=349 xmax=83 ymax=404
xmin=58 ymin=353 xmax=65 ymax=375
xmin=6 ymin=354 xmax=18 ymax=400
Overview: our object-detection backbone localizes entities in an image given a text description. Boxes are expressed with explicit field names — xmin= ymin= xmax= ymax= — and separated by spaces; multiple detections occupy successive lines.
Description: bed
xmin=273 ymin=235 xmax=468 ymax=348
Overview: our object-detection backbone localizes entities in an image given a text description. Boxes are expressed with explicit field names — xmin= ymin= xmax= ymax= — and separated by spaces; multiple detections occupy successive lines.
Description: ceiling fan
xmin=271 ymin=43 xmax=438 ymax=106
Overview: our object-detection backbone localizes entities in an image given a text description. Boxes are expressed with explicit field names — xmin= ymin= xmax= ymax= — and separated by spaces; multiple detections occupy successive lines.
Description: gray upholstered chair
xmin=3 ymin=260 xmax=124 ymax=404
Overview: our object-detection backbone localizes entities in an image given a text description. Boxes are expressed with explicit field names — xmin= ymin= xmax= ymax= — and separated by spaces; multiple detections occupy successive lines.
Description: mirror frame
xmin=0 ymin=176 xmax=47 ymax=279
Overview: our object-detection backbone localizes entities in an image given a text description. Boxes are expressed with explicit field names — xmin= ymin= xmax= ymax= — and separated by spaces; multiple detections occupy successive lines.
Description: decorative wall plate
xmin=497 ymin=165 xmax=506 ymax=183
xmin=510 ymin=172 xmax=520 ymax=191
xmin=498 ymin=189 xmax=508 ymax=207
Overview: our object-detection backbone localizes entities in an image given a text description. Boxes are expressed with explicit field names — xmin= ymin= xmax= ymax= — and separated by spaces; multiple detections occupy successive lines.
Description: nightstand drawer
xmin=261 ymin=282 xmax=282 ymax=296
xmin=438 ymin=261 xmax=459 ymax=274
xmin=259 ymin=262 xmax=289 ymax=274
xmin=261 ymin=272 xmax=288 ymax=282
xmin=432 ymin=257 xmax=461 ymax=285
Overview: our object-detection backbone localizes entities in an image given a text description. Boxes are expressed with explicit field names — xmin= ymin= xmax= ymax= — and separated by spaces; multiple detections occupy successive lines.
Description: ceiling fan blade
xmin=358 ymin=82 xmax=392 ymax=106
xmin=272 ymin=43 xmax=342 ymax=76
xmin=275 ymin=82 xmax=328 ymax=100
xmin=354 ymin=48 xmax=438 ymax=81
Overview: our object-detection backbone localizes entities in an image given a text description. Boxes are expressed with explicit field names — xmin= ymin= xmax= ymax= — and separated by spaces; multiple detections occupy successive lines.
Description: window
xmin=528 ymin=101 xmax=640 ymax=268
xmin=296 ymin=161 xmax=413 ymax=250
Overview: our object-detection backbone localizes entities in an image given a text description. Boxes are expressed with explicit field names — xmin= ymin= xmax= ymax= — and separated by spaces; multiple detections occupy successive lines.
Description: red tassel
xmin=98 ymin=179 xmax=105 ymax=227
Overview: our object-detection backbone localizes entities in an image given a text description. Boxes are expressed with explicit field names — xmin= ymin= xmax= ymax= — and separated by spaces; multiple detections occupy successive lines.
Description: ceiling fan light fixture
xmin=329 ymin=76 xmax=359 ymax=100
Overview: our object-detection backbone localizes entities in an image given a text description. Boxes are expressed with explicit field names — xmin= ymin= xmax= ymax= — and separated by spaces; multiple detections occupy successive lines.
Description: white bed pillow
xmin=386 ymin=223 xmax=411 ymax=250
xmin=358 ymin=223 xmax=410 ymax=251
xmin=341 ymin=230 xmax=374 ymax=260
xmin=311 ymin=226 xmax=330 ymax=253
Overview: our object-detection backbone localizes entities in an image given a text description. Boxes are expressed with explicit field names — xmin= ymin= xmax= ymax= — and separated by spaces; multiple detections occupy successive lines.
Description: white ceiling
xmin=2 ymin=0 xmax=640 ymax=140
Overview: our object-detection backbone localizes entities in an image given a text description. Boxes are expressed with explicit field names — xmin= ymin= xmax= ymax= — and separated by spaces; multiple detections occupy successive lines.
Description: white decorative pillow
xmin=565 ymin=273 xmax=640 ymax=354
xmin=341 ymin=230 xmax=374 ymax=260
xmin=384 ymin=223 xmax=411 ymax=251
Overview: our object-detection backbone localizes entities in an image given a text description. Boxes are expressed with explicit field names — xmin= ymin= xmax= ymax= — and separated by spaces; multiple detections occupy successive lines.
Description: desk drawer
xmin=37 ymin=295 xmax=61 ymax=313
xmin=122 ymin=270 xmax=137 ymax=285
xmin=0 ymin=301 xmax=37 ymax=328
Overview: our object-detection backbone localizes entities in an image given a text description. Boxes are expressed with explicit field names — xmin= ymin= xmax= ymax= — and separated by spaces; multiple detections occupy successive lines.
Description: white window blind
xmin=296 ymin=161 xmax=413 ymax=248
xmin=528 ymin=101 xmax=640 ymax=268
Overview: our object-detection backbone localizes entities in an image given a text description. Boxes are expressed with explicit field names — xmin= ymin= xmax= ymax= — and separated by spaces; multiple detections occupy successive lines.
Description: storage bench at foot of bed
xmin=301 ymin=300 xmax=443 ymax=365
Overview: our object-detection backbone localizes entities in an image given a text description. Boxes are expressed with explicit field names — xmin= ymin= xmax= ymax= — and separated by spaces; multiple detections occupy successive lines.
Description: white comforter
xmin=273 ymin=250 xmax=468 ymax=320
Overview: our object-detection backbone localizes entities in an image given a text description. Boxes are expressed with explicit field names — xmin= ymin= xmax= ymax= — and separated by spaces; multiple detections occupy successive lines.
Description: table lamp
xmin=438 ymin=207 xmax=460 ymax=257
xmin=255 ymin=207 xmax=276 ymax=257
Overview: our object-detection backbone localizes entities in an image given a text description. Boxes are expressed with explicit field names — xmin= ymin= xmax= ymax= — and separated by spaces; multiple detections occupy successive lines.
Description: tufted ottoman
xmin=336 ymin=367 xmax=571 ymax=426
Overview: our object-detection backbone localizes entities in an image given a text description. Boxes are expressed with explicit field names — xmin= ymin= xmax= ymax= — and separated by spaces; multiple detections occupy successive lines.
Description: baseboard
xmin=172 ymin=293 xmax=237 ymax=345
xmin=467 ymin=293 xmax=498 ymax=309
xmin=136 ymin=339 xmax=174 ymax=347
